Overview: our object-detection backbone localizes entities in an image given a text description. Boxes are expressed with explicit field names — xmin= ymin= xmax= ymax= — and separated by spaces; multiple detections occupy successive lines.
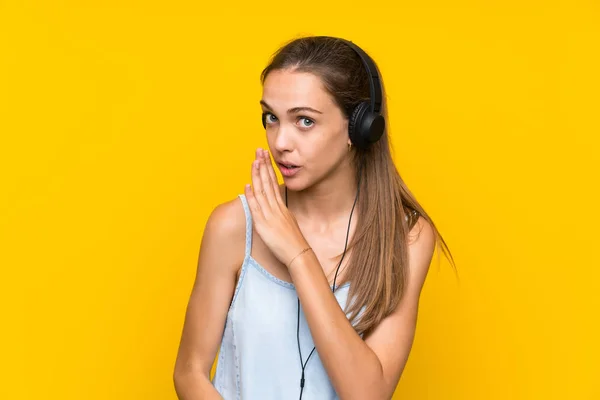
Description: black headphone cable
xmin=285 ymin=161 xmax=363 ymax=400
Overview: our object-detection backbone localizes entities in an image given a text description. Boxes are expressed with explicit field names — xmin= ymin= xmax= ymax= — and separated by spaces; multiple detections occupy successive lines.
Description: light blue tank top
xmin=211 ymin=194 xmax=354 ymax=399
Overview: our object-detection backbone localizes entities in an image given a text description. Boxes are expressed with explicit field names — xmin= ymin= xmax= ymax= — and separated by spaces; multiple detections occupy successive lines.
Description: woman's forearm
xmin=289 ymin=251 xmax=386 ymax=400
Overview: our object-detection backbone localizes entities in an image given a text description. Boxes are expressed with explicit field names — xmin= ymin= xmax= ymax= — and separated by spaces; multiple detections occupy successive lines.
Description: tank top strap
xmin=237 ymin=194 xmax=253 ymax=260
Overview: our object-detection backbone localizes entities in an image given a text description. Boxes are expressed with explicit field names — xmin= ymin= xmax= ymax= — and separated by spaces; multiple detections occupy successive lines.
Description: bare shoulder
xmin=200 ymin=195 xmax=248 ymax=276
xmin=407 ymin=214 xmax=436 ymax=246
xmin=405 ymin=216 xmax=437 ymax=294
xmin=206 ymin=195 xmax=247 ymax=238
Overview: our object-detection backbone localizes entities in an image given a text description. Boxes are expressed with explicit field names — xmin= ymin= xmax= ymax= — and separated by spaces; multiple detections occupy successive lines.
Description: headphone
xmin=276 ymin=37 xmax=385 ymax=399
xmin=262 ymin=36 xmax=385 ymax=150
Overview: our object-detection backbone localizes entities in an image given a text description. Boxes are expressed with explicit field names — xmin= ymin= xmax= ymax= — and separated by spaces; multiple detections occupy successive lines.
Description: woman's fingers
xmin=247 ymin=148 xmax=285 ymax=221
xmin=259 ymin=149 xmax=283 ymax=211
xmin=247 ymin=153 xmax=266 ymax=221
xmin=262 ymin=149 xmax=285 ymax=207
xmin=254 ymin=150 xmax=273 ymax=216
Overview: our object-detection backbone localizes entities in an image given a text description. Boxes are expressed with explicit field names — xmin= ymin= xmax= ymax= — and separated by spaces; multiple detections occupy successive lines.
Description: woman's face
xmin=260 ymin=69 xmax=351 ymax=190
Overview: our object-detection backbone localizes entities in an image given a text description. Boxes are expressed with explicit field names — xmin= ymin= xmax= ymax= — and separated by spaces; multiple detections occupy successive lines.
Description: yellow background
xmin=1 ymin=1 xmax=599 ymax=399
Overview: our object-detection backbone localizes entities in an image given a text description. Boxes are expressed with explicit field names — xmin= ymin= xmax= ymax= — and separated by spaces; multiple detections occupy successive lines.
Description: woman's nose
xmin=272 ymin=125 xmax=294 ymax=153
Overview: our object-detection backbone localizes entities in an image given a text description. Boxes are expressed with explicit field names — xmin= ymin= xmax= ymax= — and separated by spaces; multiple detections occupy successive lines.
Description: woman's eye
xmin=262 ymin=112 xmax=313 ymax=128
xmin=299 ymin=117 xmax=314 ymax=128
xmin=264 ymin=112 xmax=277 ymax=124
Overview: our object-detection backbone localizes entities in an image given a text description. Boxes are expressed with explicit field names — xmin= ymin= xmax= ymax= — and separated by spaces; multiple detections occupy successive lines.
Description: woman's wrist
xmin=286 ymin=246 xmax=313 ymax=270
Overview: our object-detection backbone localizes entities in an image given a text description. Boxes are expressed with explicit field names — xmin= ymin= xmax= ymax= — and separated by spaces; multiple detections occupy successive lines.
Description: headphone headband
xmin=336 ymin=38 xmax=383 ymax=114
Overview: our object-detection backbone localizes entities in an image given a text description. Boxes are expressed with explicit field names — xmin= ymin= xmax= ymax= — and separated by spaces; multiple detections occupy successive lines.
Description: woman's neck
xmin=284 ymin=180 xmax=359 ymax=234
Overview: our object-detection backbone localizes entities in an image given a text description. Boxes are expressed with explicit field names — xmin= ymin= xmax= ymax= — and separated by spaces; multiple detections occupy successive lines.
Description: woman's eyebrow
xmin=260 ymin=100 xmax=323 ymax=114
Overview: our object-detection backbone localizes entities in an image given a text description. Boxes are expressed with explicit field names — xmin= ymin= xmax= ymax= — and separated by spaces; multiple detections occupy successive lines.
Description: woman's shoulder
xmin=205 ymin=195 xmax=248 ymax=241
xmin=201 ymin=195 xmax=248 ymax=268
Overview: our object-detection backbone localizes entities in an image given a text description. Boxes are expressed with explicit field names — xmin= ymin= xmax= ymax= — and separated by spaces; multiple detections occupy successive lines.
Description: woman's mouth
xmin=277 ymin=163 xmax=301 ymax=177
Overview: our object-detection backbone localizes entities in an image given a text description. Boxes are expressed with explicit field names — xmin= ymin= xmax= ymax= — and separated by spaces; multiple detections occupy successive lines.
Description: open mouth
xmin=277 ymin=163 xmax=301 ymax=176
xmin=278 ymin=163 xmax=299 ymax=169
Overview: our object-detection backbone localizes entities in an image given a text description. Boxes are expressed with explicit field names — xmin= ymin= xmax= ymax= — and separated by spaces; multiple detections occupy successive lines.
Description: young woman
xmin=173 ymin=35 xmax=455 ymax=400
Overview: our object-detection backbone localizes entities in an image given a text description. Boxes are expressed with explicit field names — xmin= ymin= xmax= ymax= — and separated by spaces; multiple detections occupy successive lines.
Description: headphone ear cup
xmin=349 ymin=102 xmax=385 ymax=149
xmin=362 ymin=111 xmax=385 ymax=146
xmin=348 ymin=102 xmax=370 ymax=148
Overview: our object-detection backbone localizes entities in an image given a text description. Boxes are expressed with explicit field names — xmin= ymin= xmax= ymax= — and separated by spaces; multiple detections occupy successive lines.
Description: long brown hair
xmin=261 ymin=36 xmax=457 ymax=337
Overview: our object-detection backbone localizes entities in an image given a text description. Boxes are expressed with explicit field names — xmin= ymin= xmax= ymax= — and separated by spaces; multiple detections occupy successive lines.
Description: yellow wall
xmin=1 ymin=1 xmax=598 ymax=399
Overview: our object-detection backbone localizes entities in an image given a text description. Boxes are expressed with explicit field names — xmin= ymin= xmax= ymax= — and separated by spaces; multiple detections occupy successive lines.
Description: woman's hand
xmin=244 ymin=148 xmax=310 ymax=269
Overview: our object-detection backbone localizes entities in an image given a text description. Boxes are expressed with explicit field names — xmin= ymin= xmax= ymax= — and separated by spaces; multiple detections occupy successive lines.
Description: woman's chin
xmin=280 ymin=179 xmax=303 ymax=192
